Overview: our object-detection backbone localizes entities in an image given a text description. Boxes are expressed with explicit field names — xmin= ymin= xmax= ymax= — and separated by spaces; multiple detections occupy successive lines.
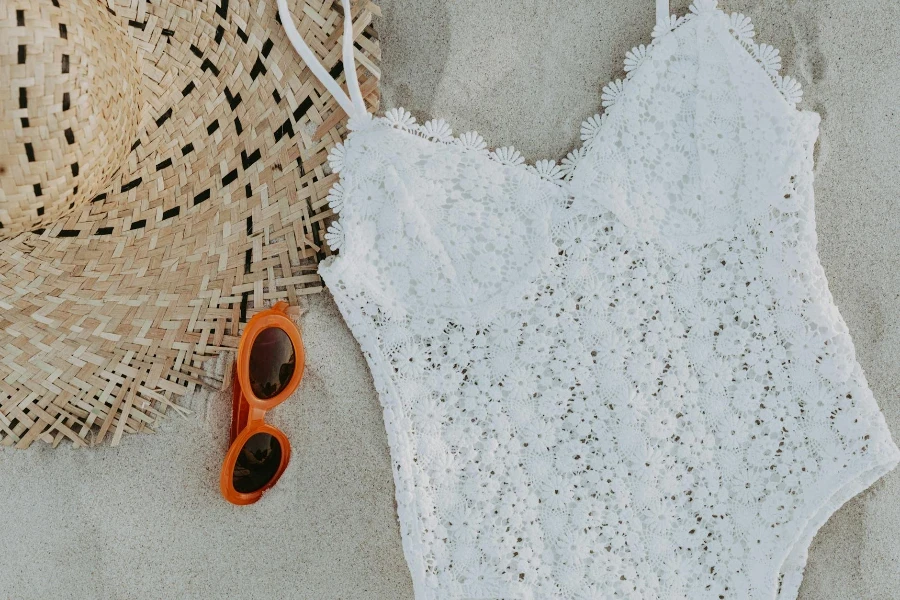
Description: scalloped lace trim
xmin=325 ymin=0 xmax=803 ymax=205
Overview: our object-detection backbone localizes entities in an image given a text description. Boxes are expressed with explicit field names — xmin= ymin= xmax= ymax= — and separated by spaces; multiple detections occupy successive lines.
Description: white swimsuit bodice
xmin=280 ymin=1 xmax=900 ymax=598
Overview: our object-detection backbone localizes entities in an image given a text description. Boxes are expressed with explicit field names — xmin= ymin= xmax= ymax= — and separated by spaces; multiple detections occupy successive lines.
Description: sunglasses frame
xmin=220 ymin=301 xmax=305 ymax=505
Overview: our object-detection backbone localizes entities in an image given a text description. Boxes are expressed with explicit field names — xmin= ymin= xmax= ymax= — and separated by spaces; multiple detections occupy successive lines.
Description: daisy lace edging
xmin=321 ymin=0 xmax=806 ymax=254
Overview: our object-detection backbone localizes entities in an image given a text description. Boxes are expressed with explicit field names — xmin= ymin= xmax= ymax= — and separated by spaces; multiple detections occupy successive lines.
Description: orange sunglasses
xmin=220 ymin=301 xmax=305 ymax=505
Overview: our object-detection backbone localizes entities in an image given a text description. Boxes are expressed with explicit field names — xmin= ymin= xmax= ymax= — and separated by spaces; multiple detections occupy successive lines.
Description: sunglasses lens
xmin=232 ymin=432 xmax=283 ymax=494
xmin=248 ymin=327 xmax=296 ymax=399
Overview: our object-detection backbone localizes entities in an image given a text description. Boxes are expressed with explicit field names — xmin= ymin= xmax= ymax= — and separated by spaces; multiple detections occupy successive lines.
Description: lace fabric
xmin=314 ymin=2 xmax=899 ymax=598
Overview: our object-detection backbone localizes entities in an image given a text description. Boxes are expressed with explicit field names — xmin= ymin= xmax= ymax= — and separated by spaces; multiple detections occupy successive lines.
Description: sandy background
xmin=2 ymin=0 xmax=899 ymax=598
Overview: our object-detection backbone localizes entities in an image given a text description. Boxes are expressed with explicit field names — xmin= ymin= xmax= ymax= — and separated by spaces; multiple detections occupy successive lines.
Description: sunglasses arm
xmin=229 ymin=363 xmax=250 ymax=444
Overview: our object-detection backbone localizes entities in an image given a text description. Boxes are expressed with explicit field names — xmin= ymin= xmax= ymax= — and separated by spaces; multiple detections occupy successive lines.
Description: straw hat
xmin=0 ymin=0 xmax=380 ymax=448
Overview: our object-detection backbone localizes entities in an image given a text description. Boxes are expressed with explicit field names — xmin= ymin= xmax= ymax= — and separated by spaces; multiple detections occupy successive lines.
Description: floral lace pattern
xmin=318 ymin=2 xmax=899 ymax=599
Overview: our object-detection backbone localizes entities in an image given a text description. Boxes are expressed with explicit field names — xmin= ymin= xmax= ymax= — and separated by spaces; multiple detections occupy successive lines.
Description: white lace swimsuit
xmin=280 ymin=1 xmax=899 ymax=598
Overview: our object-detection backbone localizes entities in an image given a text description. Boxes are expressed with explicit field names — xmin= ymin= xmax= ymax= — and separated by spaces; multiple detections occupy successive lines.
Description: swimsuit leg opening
xmin=775 ymin=449 xmax=900 ymax=600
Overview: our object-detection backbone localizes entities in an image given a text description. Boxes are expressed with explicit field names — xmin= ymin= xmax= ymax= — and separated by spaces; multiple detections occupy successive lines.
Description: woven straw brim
xmin=0 ymin=0 xmax=377 ymax=448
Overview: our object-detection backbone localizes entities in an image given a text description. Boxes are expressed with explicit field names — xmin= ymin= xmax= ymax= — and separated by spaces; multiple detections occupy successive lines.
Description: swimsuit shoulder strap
xmin=276 ymin=0 xmax=367 ymax=119
xmin=280 ymin=0 xmax=670 ymax=117
xmin=656 ymin=0 xmax=670 ymax=23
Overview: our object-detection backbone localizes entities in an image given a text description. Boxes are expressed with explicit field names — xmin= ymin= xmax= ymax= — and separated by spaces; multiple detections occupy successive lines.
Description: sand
xmin=2 ymin=1 xmax=899 ymax=598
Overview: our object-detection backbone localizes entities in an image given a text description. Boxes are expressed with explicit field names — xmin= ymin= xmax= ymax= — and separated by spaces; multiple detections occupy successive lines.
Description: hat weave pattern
xmin=0 ymin=0 xmax=378 ymax=448
xmin=0 ymin=0 xmax=144 ymax=236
